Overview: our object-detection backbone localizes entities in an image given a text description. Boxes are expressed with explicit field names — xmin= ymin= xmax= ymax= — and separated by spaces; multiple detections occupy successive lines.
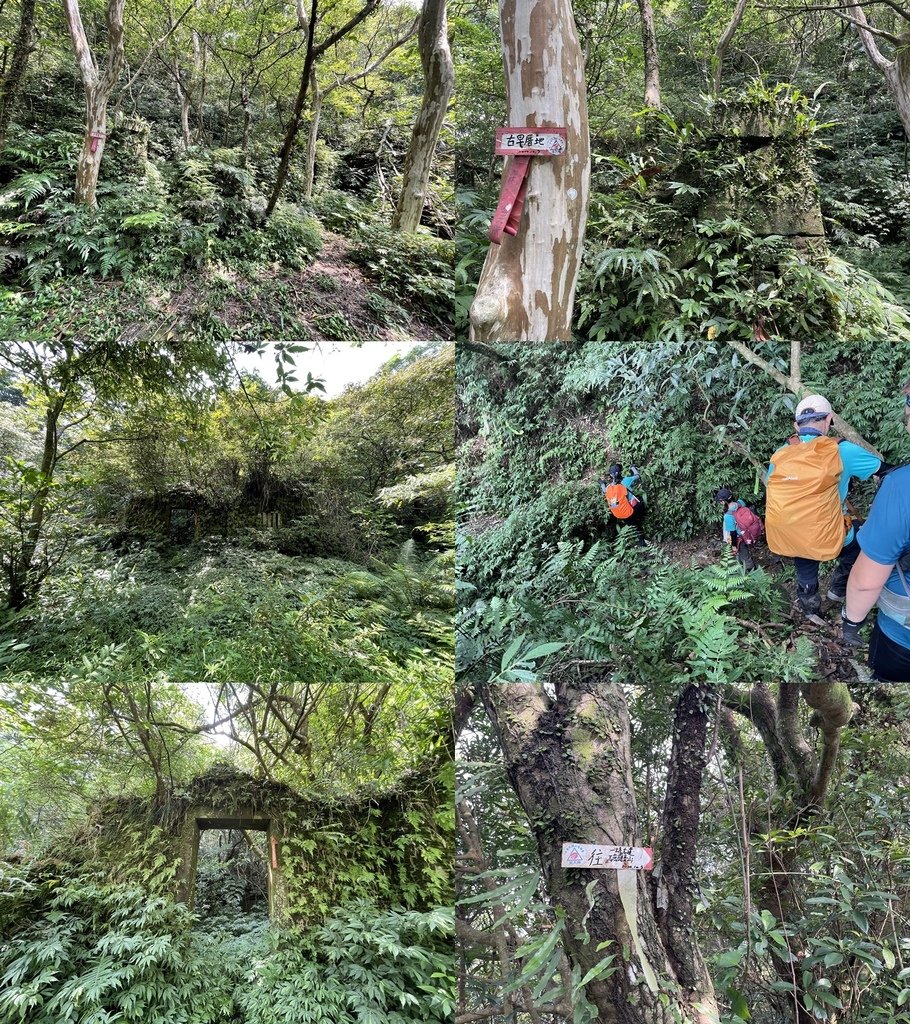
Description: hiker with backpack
xmin=600 ymin=463 xmax=646 ymax=544
xmin=765 ymin=395 xmax=884 ymax=619
xmin=713 ymin=488 xmax=763 ymax=570
xmin=840 ymin=390 xmax=910 ymax=680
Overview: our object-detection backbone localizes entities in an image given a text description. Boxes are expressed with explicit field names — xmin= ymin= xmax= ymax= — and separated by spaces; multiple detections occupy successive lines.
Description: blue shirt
xmin=857 ymin=466 xmax=910 ymax=650
xmin=723 ymin=500 xmax=745 ymax=542
xmin=601 ymin=472 xmax=640 ymax=503
xmin=767 ymin=433 xmax=881 ymax=545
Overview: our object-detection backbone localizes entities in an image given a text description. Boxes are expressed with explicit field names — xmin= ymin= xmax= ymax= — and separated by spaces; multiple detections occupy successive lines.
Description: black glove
xmin=841 ymin=606 xmax=867 ymax=646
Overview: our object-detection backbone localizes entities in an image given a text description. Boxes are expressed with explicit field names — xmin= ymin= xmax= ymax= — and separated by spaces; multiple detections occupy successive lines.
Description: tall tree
xmin=63 ymin=0 xmax=127 ymax=206
xmin=302 ymin=13 xmax=418 ymax=200
xmin=636 ymin=0 xmax=661 ymax=108
xmin=265 ymin=0 xmax=381 ymax=218
xmin=0 ymin=0 xmax=38 ymax=152
xmin=842 ymin=4 xmax=910 ymax=138
xmin=711 ymin=0 xmax=748 ymax=95
xmin=392 ymin=0 xmax=453 ymax=232
xmin=478 ymin=678 xmax=720 ymax=1024
xmin=469 ymin=0 xmax=591 ymax=342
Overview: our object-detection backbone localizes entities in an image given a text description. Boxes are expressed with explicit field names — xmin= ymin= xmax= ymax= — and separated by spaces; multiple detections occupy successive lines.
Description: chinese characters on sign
xmin=488 ymin=127 xmax=568 ymax=243
xmin=561 ymin=843 xmax=654 ymax=871
xmin=494 ymin=127 xmax=567 ymax=157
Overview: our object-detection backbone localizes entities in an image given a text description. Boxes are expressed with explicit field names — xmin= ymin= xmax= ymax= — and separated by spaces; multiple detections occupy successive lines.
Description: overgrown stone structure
xmin=85 ymin=762 xmax=452 ymax=927
xmin=702 ymin=93 xmax=827 ymax=250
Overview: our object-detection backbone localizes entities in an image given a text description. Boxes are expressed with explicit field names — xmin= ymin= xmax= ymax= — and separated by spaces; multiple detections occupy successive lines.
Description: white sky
xmin=234 ymin=341 xmax=421 ymax=398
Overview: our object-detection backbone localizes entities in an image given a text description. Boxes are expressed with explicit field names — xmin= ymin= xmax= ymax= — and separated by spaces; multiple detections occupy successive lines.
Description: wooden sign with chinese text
xmin=495 ymin=127 xmax=567 ymax=157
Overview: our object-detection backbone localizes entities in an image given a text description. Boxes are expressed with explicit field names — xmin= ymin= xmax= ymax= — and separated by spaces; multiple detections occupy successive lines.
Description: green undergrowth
xmin=1 ymin=544 xmax=452 ymax=686
xmin=0 ymin=871 xmax=454 ymax=1024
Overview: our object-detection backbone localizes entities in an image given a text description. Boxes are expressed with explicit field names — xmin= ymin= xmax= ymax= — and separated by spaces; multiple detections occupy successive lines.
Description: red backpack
xmin=732 ymin=505 xmax=764 ymax=546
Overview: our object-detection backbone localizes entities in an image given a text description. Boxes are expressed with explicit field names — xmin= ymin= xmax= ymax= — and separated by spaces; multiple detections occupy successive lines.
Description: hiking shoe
xmin=798 ymin=583 xmax=821 ymax=616
xmin=827 ymin=566 xmax=850 ymax=602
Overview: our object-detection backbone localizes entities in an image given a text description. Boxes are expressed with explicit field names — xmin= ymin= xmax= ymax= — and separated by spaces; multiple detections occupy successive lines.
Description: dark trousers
xmin=870 ymin=618 xmax=910 ymax=682
xmin=793 ymin=536 xmax=861 ymax=592
xmin=614 ymin=502 xmax=646 ymax=545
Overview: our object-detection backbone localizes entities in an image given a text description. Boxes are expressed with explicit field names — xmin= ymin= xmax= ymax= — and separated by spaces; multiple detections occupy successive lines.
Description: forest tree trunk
xmin=711 ymin=0 xmax=748 ymax=95
xmin=652 ymin=685 xmax=716 ymax=1000
xmin=64 ymin=0 xmax=126 ymax=207
xmin=391 ymin=0 xmax=454 ymax=232
xmin=722 ymin=683 xmax=854 ymax=1024
xmin=7 ymin=401 xmax=63 ymax=610
xmin=847 ymin=6 xmax=910 ymax=138
xmin=469 ymin=0 xmax=591 ymax=343
xmin=0 ymin=0 xmax=38 ymax=152
xmin=266 ymin=0 xmax=380 ymax=218
xmin=480 ymin=676 xmax=720 ymax=1024
xmin=303 ymin=76 xmax=323 ymax=199
xmin=636 ymin=0 xmax=661 ymax=108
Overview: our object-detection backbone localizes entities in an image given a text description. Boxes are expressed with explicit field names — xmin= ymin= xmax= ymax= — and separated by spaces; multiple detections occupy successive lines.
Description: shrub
xmin=306 ymin=189 xmax=377 ymax=235
xmin=261 ymin=204 xmax=322 ymax=267
xmin=348 ymin=226 xmax=453 ymax=325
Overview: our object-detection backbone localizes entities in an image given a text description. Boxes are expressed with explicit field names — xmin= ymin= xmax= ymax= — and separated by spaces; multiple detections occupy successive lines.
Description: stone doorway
xmin=176 ymin=809 xmax=287 ymax=922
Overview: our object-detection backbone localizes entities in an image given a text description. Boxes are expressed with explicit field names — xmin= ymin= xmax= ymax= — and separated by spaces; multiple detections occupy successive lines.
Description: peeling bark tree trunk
xmin=64 ymin=0 xmax=127 ymax=207
xmin=392 ymin=0 xmax=454 ymax=232
xmin=480 ymin=676 xmax=719 ymax=1024
xmin=636 ymin=0 xmax=661 ymax=108
xmin=0 ymin=0 xmax=38 ymax=153
xmin=469 ymin=0 xmax=591 ymax=343
xmin=846 ymin=6 xmax=910 ymax=139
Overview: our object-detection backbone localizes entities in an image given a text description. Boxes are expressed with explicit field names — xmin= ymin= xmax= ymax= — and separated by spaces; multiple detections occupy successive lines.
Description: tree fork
xmin=480 ymin=675 xmax=719 ymax=1023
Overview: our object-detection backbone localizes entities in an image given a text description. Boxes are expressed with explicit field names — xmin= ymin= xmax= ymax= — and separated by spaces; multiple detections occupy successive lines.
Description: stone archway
xmin=175 ymin=804 xmax=288 ymax=922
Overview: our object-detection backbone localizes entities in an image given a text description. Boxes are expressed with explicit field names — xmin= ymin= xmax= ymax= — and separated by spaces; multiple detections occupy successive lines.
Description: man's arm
xmin=845 ymin=552 xmax=895 ymax=622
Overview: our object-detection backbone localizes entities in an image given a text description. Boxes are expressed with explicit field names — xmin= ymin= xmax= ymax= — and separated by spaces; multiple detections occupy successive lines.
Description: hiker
xmin=841 ymin=392 xmax=910 ymax=681
xmin=600 ymin=463 xmax=646 ymax=544
xmin=713 ymin=487 xmax=763 ymax=570
xmin=765 ymin=395 xmax=883 ymax=618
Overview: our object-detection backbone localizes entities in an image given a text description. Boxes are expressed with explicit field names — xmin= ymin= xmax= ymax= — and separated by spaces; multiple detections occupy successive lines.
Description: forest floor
xmin=161 ymin=232 xmax=445 ymax=344
xmin=663 ymin=534 xmax=870 ymax=683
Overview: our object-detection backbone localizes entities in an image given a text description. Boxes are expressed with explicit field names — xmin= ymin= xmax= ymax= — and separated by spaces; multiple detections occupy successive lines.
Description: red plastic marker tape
xmin=490 ymin=155 xmax=531 ymax=244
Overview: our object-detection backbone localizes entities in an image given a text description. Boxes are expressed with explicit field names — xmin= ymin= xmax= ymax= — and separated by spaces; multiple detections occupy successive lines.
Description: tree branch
xmin=724 ymin=339 xmax=882 ymax=454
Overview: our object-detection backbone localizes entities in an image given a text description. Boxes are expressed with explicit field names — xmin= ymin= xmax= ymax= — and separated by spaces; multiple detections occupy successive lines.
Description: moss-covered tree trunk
xmin=723 ymin=682 xmax=854 ymax=1024
xmin=480 ymin=676 xmax=719 ymax=1024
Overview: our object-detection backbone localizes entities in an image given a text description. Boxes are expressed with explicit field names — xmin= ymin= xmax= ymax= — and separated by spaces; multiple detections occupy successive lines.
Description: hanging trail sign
xmin=489 ymin=126 xmax=567 ymax=245
xmin=495 ymin=127 xmax=567 ymax=157
xmin=562 ymin=843 xmax=654 ymax=870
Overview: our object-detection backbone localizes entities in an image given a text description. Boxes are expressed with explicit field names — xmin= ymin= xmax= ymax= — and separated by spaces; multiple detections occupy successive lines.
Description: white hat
xmin=795 ymin=395 xmax=833 ymax=422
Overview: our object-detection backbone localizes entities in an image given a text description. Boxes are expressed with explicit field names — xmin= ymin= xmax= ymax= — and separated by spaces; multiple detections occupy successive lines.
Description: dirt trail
xmin=166 ymin=230 xmax=445 ymax=344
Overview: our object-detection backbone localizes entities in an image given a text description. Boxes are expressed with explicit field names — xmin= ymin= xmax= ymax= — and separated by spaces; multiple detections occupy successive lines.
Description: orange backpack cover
xmin=765 ymin=436 xmax=846 ymax=560
xmin=605 ymin=483 xmax=635 ymax=519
